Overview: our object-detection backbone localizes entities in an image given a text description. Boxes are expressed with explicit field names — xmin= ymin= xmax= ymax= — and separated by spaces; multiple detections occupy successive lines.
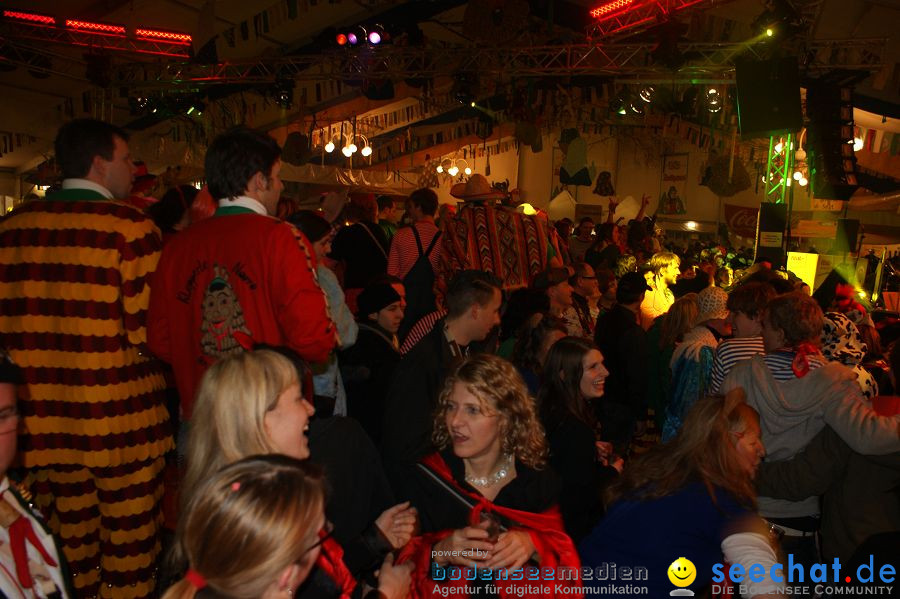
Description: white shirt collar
xmin=61 ymin=178 xmax=114 ymax=199
xmin=219 ymin=195 xmax=269 ymax=216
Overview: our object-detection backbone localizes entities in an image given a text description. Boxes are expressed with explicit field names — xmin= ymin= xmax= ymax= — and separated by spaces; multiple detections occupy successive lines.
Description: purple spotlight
xmin=368 ymin=30 xmax=381 ymax=44
xmin=347 ymin=32 xmax=359 ymax=45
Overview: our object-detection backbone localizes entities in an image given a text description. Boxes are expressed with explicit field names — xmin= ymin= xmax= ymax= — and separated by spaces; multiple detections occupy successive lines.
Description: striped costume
xmin=0 ymin=188 xmax=173 ymax=599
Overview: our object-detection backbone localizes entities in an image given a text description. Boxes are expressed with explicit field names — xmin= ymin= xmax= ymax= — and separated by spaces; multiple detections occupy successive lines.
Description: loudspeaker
xmin=735 ymin=56 xmax=803 ymax=139
xmin=807 ymin=84 xmax=859 ymax=201
xmin=755 ymin=203 xmax=787 ymax=268
xmin=810 ymin=149 xmax=859 ymax=200
xmin=834 ymin=219 xmax=860 ymax=254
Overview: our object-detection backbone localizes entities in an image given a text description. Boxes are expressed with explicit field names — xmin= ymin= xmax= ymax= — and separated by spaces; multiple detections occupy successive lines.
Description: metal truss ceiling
xmin=0 ymin=19 xmax=192 ymax=58
xmin=111 ymin=38 xmax=887 ymax=90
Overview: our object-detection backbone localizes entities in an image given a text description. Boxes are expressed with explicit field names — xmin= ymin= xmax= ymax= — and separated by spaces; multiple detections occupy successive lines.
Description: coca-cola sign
xmin=724 ymin=204 xmax=759 ymax=239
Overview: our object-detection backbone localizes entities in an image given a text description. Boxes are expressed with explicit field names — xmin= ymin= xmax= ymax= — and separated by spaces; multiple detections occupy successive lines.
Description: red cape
xmin=397 ymin=453 xmax=582 ymax=599
xmin=316 ymin=534 xmax=357 ymax=599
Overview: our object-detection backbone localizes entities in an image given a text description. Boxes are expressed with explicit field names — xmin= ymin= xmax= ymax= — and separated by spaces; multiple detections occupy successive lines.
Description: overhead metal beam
xmin=109 ymin=37 xmax=888 ymax=90
xmin=0 ymin=18 xmax=192 ymax=58
xmin=0 ymin=38 xmax=88 ymax=81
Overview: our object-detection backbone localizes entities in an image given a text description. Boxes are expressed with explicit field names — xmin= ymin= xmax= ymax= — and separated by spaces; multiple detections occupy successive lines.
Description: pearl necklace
xmin=465 ymin=454 xmax=513 ymax=488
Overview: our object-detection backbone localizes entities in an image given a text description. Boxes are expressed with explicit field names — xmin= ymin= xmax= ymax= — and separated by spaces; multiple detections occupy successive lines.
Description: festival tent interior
xmin=0 ymin=0 xmax=898 ymax=268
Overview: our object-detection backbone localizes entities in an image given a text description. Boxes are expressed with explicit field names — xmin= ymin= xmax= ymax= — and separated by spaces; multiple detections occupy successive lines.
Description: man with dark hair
xmin=148 ymin=126 xmax=336 ymax=423
xmin=203 ymin=126 xmax=282 ymax=201
xmin=569 ymin=217 xmax=595 ymax=262
xmin=0 ymin=118 xmax=172 ymax=597
xmin=377 ymin=195 xmax=400 ymax=243
xmin=388 ymin=188 xmax=442 ymax=340
xmin=382 ymin=270 xmax=502 ymax=493
xmin=594 ymin=272 xmax=651 ymax=454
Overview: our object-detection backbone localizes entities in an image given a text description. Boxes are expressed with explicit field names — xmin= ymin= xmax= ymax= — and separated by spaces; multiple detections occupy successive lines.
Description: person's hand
xmin=641 ymin=193 xmax=651 ymax=207
xmin=482 ymin=530 xmax=536 ymax=570
xmin=595 ymin=441 xmax=613 ymax=462
xmin=610 ymin=456 xmax=625 ymax=473
xmin=375 ymin=553 xmax=413 ymax=599
xmin=608 ymin=196 xmax=619 ymax=209
xmin=376 ymin=502 xmax=418 ymax=550
xmin=432 ymin=524 xmax=495 ymax=567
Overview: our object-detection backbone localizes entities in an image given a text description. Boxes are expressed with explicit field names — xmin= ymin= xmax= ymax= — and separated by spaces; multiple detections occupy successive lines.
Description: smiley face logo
xmin=667 ymin=557 xmax=696 ymax=588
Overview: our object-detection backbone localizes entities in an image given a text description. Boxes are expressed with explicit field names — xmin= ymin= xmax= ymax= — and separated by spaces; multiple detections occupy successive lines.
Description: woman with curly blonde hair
xmin=397 ymin=354 xmax=580 ymax=599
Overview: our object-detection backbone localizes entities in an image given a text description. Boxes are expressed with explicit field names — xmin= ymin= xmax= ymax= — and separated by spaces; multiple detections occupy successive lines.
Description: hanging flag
xmin=865 ymin=128 xmax=878 ymax=152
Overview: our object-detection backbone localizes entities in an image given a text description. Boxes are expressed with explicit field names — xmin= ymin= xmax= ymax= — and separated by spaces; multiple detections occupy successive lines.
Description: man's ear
xmin=248 ymin=171 xmax=266 ymax=194
xmin=90 ymin=154 xmax=107 ymax=179
xmin=469 ymin=302 xmax=480 ymax=320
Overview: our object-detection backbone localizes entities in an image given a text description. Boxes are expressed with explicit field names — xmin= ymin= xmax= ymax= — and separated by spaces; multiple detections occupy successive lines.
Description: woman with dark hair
xmin=398 ymin=354 xmax=579 ymax=599
xmin=580 ymin=392 xmax=780 ymax=598
xmin=537 ymin=337 xmax=618 ymax=543
xmin=496 ymin=288 xmax=550 ymax=359
xmin=288 ymin=210 xmax=357 ymax=416
xmin=148 ymin=185 xmax=200 ymax=242
xmin=331 ymin=196 xmax=390 ymax=312
xmin=585 ymin=223 xmax=621 ymax=272
xmin=510 ymin=313 xmax=567 ymax=395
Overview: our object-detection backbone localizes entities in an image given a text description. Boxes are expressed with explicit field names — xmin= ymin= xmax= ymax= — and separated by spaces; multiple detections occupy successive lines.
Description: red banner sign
xmin=724 ymin=203 xmax=759 ymax=239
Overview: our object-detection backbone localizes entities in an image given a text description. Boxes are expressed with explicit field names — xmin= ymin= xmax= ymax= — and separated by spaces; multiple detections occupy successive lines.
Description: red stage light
xmin=336 ymin=33 xmax=348 ymax=45
xmin=590 ymin=0 xmax=637 ymax=19
xmin=3 ymin=10 xmax=55 ymax=25
xmin=65 ymin=19 xmax=126 ymax=35
xmin=135 ymin=28 xmax=192 ymax=43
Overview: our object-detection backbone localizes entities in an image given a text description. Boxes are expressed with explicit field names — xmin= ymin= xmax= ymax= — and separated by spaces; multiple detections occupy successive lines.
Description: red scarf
xmin=783 ymin=342 xmax=821 ymax=378
xmin=397 ymin=453 xmax=582 ymax=599
xmin=315 ymin=533 xmax=356 ymax=599
xmin=9 ymin=515 xmax=57 ymax=591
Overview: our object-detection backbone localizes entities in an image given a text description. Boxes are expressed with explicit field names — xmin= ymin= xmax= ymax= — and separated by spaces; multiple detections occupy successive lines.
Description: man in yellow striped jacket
xmin=0 ymin=119 xmax=172 ymax=599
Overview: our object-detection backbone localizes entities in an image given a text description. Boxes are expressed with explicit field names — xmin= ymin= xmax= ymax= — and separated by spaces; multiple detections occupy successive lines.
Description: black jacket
xmin=340 ymin=322 xmax=400 ymax=445
xmin=594 ymin=304 xmax=648 ymax=408
xmin=382 ymin=319 xmax=461 ymax=497
xmin=541 ymin=412 xmax=616 ymax=543
xmin=593 ymin=304 xmax=648 ymax=450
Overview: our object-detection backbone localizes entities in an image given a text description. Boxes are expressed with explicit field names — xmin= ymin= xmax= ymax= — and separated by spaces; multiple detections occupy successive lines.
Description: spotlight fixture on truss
xmin=367 ymin=24 xmax=386 ymax=45
xmin=639 ymin=85 xmax=655 ymax=103
xmin=273 ymin=79 xmax=293 ymax=109
xmin=705 ymin=87 xmax=722 ymax=113
xmin=751 ymin=0 xmax=802 ymax=41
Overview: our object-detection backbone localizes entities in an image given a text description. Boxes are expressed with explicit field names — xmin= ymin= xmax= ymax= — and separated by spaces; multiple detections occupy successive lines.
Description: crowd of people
xmin=0 ymin=118 xmax=897 ymax=599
